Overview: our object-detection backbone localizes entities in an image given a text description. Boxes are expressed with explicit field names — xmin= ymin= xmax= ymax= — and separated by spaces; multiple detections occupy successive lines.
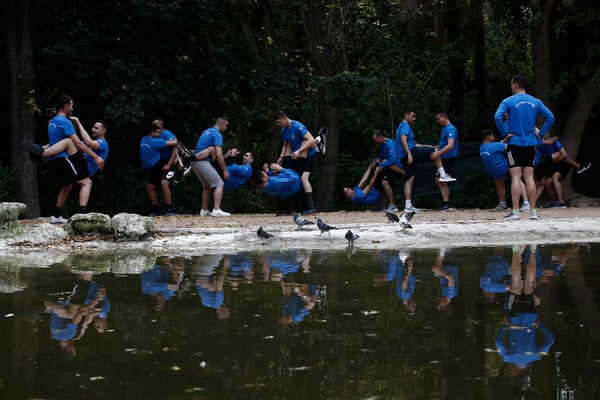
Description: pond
xmin=1 ymin=243 xmax=599 ymax=399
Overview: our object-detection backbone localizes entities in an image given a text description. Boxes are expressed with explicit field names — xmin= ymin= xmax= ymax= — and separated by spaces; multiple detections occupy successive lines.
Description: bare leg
xmin=44 ymin=138 xmax=77 ymax=158
xmin=161 ymin=178 xmax=172 ymax=205
xmin=494 ymin=178 xmax=506 ymax=203
xmin=552 ymin=172 xmax=565 ymax=203
xmin=381 ymin=179 xmax=394 ymax=205
xmin=301 ymin=171 xmax=312 ymax=193
xmin=508 ymin=167 xmax=523 ymax=210
xmin=522 ymin=166 xmax=537 ymax=209
xmin=77 ymin=178 xmax=92 ymax=208
xmin=202 ymin=187 xmax=212 ymax=210
xmin=212 ymin=185 xmax=224 ymax=210
xmin=146 ymin=183 xmax=158 ymax=205
xmin=56 ymin=184 xmax=74 ymax=208
xmin=436 ymin=178 xmax=450 ymax=202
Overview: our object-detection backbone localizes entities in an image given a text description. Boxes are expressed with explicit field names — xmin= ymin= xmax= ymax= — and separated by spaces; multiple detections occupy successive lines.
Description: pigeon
xmin=316 ymin=218 xmax=337 ymax=235
xmin=385 ymin=210 xmax=400 ymax=223
xmin=257 ymin=226 xmax=273 ymax=239
xmin=345 ymin=230 xmax=359 ymax=245
xmin=293 ymin=212 xmax=315 ymax=229
xmin=399 ymin=211 xmax=416 ymax=229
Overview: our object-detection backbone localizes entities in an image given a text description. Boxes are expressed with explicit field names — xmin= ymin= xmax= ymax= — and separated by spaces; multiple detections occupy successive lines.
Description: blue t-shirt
xmin=195 ymin=127 xmax=223 ymax=153
xmin=141 ymin=266 xmax=177 ymax=300
xmin=439 ymin=265 xmax=458 ymax=299
xmin=494 ymin=93 xmax=555 ymax=146
xmin=377 ymin=138 xmax=403 ymax=168
xmin=267 ymin=251 xmax=301 ymax=277
xmin=394 ymin=121 xmax=417 ymax=159
xmin=47 ymin=115 xmax=76 ymax=159
xmin=479 ymin=255 xmax=510 ymax=294
xmin=281 ymin=120 xmax=317 ymax=157
xmin=439 ymin=123 xmax=458 ymax=158
xmin=140 ymin=136 xmax=169 ymax=170
xmin=84 ymin=138 xmax=109 ymax=177
xmin=480 ymin=142 xmax=508 ymax=179
xmin=224 ymin=163 xmax=253 ymax=191
xmin=261 ymin=168 xmax=302 ymax=198
xmin=196 ymin=286 xmax=224 ymax=309
xmin=495 ymin=315 xmax=554 ymax=366
xmin=395 ymin=265 xmax=416 ymax=301
xmin=159 ymin=129 xmax=176 ymax=161
xmin=350 ymin=186 xmax=380 ymax=206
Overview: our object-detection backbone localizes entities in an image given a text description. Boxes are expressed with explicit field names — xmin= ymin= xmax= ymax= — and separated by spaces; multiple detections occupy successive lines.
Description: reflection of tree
xmin=0 ymin=266 xmax=27 ymax=293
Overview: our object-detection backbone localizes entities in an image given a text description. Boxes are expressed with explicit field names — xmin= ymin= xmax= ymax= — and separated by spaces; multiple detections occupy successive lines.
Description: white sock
xmin=405 ymin=200 xmax=413 ymax=208
xmin=437 ymin=167 xmax=446 ymax=176
xmin=523 ymin=201 xmax=530 ymax=206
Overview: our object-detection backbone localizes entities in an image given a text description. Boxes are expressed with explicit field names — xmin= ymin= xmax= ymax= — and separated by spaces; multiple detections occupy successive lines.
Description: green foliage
xmin=0 ymin=163 xmax=15 ymax=202
xmin=454 ymin=170 xmax=500 ymax=210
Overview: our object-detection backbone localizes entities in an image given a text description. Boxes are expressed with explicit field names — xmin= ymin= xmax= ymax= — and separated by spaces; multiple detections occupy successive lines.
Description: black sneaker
xmin=27 ymin=141 xmax=45 ymax=162
xmin=576 ymin=162 xmax=591 ymax=174
xmin=317 ymin=127 xmax=328 ymax=155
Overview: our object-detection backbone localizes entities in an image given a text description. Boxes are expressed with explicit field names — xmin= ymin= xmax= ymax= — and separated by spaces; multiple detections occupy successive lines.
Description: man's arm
xmin=68 ymin=133 xmax=105 ymax=170
xmin=70 ymin=117 xmax=99 ymax=150
xmin=431 ymin=138 xmax=455 ymax=160
xmin=214 ymin=146 xmax=230 ymax=179
xmin=291 ymin=132 xmax=316 ymax=159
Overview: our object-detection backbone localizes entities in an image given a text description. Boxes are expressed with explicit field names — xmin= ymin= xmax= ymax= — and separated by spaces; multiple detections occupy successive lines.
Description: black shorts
xmin=48 ymin=152 xmax=89 ymax=187
xmin=146 ymin=160 xmax=169 ymax=185
xmin=282 ymin=153 xmax=317 ymax=175
xmin=436 ymin=157 xmax=457 ymax=176
xmin=552 ymin=162 xmax=572 ymax=179
xmin=504 ymin=292 xmax=536 ymax=316
xmin=374 ymin=167 xmax=403 ymax=192
xmin=534 ymin=155 xmax=553 ymax=179
xmin=506 ymin=145 xmax=536 ymax=168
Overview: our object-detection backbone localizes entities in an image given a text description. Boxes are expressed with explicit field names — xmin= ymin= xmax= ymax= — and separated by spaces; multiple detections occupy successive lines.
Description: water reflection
xmin=1 ymin=243 xmax=599 ymax=399
xmin=495 ymin=244 xmax=555 ymax=389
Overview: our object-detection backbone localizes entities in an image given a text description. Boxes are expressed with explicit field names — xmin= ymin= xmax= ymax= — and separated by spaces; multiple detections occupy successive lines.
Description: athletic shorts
xmin=191 ymin=159 xmax=224 ymax=189
xmin=282 ymin=153 xmax=317 ymax=175
xmin=436 ymin=157 xmax=457 ymax=176
xmin=374 ymin=168 xmax=403 ymax=192
xmin=534 ymin=155 xmax=553 ymax=179
xmin=552 ymin=162 xmax=572 ymax=179
xmin=506 ymin=145 xmax=536 ymax=168
xmin=48 ymin=152 xmax=89 ymax=187
xmin=412 ymin=146 xmax=436 ymax=162
xmin=504 ymin=292 xmax=536 ymax=316
xmin=146 ymin=160 xmax=169 ymax=185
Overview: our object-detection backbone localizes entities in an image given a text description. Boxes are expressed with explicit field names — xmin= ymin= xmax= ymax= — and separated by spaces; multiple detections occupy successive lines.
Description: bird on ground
xmin=345 ymin=230 xmax=359 ymax=245
xmin=385 ymin=210 xmax=400 ymax=223
xmin=316 ymin=218 xmax=337 ymax=235
xmin=257 ymin=226 xmax=273 ymax=239
xmin=399 ymin=211 xmax=416 ymax=229
xmin=293 ymin=212 xmax=315 ymax=229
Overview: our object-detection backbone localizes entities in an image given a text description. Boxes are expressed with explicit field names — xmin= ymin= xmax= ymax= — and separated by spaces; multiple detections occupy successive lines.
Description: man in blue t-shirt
xmin=494 ymin=74 xmax=555 ymax=220
xmin=480 ymin=129 xmax=530 ymax=212
xmin=432 ymin=112 xmax=459 ymax=211
xmin=39 ymin=95 xmax=105 ymax=223
xmin=184 ymin=117 xmax=231 ymax=217
xmin=343 ymin=162 xmax=381 ymax=208
xmin=395 ymin=110 xmax=457 ymax=212
xmin=259 ymin=163 xmax=302 ymax=198
xmin=274 ymin=110 xmax=325 ymax=215
xmin=371 ymin=130 xmax=405 ymax=212
xmin=191 ymin=147 xmax=255 ymax=191
xmin=140 ymin=123 xmax=178 ymax=216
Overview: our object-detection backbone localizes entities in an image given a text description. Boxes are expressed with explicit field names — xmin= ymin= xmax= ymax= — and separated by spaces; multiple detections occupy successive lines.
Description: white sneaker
xmin=404 ymin=205 xmax=419 ymax=213
xmin=529 ymin=209 xmax=540 ymax=220
xmin=200 ymin=209 xmax=212 ymax=217
xmin=211 ymin=209 xmax=231 ymax=217
xmin=503 ymin=210 xmax=521 ymax=220
xmin=50 ymin=215 xmax=68 ymax=224
xmin=386 ymin=204 xmax=399 ymax=212
xmin=439 ymin=174 xmax=457 ymax=182
xmin=520 ymin=202 xmax=531 ymax=211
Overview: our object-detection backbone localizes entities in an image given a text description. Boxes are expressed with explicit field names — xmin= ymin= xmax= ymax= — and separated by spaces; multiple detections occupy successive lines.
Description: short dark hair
xmin=436 ymin=111 xmax=449 ymax=118
xmin=97 ymin=119 xmax=109 ymax=133
xmin=273 ymin=110 xmax=287 ymax=120
xmin=512 ymin=74 xmax=527 ymax=90
xmin=148 ymin=123 xmax=161 ymax=134
xmin=480 ymin=129 xmax=494 ymax=140
xmin=57 ymin=94 xmax=72 ymax=110
xmin=373 ymin=129 xmax=385 ymax=138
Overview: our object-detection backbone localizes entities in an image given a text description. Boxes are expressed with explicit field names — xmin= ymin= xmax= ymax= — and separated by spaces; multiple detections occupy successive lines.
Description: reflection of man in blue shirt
xmin=432 ymin=249 xmax=458 ymax=311
xmin=480 ymin=254 xmax=510 ymax=302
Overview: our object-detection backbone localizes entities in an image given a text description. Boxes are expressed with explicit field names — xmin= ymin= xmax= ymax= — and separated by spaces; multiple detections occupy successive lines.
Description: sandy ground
xmin=3 ymin=206 xmax=600 ymax=256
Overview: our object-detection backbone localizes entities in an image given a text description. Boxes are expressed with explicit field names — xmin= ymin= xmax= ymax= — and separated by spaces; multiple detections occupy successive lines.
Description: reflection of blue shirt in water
xmin=261 ymin=169 xmax=302 ymax=198
xmin=282 ymin=284 xmax=318 ymax=323
xmin=439 ymin=265 xmax=458 ymax=299
xmin=268 ymin=251 xmax=301 ymax=276
xmin=141 ymin=265 xmax=176 ymax=300
xmin=380 ymin=251 xmax=401 ymax=281
xmin=395 ymin=265 xmax=416 ymax=301
xmin=480 ymin=255 xmax=510 ymax=294
xmin=85 ymin=280 xmax=111 ymax=318
xmin=350 ymin=186 xmax=380 ymax=206
xmin=495 ymin=313 xmax=554 ymax=366
xmin=49 ymin=301 xmax=78 ymax=341
xmin=228 ymin=253 xmax=254 ymax=276
xmin=196 ymin=286 xmax=224 ymax=309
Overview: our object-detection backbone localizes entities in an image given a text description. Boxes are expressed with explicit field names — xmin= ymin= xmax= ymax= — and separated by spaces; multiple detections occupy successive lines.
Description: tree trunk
xmin=559 ymin=78 xmax=600 ymax=196
xmin=315 ymin=106 xmax=339 ymax=211
xmin=6 ymin=0 xmax=40 ymax=217
xmin=531 ymin=0 xmax=556 ymax=108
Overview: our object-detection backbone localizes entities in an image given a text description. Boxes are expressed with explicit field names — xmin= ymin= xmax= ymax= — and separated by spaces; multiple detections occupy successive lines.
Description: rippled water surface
xmin=1 ymin=243 xmax=599 ymax=399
